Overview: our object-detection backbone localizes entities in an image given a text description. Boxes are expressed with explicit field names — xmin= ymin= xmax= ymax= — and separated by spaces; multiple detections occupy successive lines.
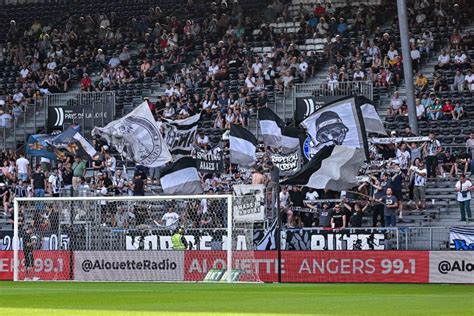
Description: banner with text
xmin=233 ymin=184 xmax=266 ymax=222
xmin=196 ymin=146 xmax=224 ymax=173
xmin=74 ymin=251 xmax=184 ymax=281
xmin=0 ymin=250 xmax=70 ymax=281
xmin=269 ymin=149 xmax=301 ymax=176
xmin=429 ymin=251 xmax=474 ymax=283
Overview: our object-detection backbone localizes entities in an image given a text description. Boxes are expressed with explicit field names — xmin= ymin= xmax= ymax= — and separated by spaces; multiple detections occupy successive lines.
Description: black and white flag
xmin=229 ymin=124 xmax=257 ymax=166
xmin=281 ymin=126 xmax=303 ymax=153
xmin=356 ymin=96 xmax=387 ymax=136
xmin=255 ymin=219 xmax=277 ymax=250
xmin=196 ymin=146 xmax=224 ymax=173
xmin=281 ymin=145 xmax=365 ymax=191
xmin=162 ymin=113 xmax=201 ymax=159
xmin=300 ymin=96 xmax=368 ymax=159
xmin=92 ymin=102 xmax=172 ymax=167
xmin=160 ymin=157 xmax=204 ymax=195
xmin=258 ymin=108 xmax=284 ymax=148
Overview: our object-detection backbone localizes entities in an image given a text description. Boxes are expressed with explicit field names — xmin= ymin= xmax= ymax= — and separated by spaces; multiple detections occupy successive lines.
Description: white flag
xmin=93 ymin=102 xmax=172 ymax=167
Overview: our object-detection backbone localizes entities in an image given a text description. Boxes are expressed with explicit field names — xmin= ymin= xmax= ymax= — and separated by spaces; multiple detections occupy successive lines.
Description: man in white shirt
xmin=16 ymin=153 xmax=30 ymax=181
xmin=298 ymin=57 xmax=309 ymax=82
xmin=208 ymin=61 xmax=219 ymax=76
xmin=455 ymin=174 xmax=472 ymax=221
xmin=305 ymin=188 xmax=319 ymax=201
xmin=411 ymin=160 xmax=427 ymax=211
xmin=465 ymin=69 xmax=474 ymax=91
xmin=453 ymin=50 xmax=468 ymax=69
xmin=410 ymin=44 xmax=421 ymax=72
xmin=161 ymin=207 xmax=180 ymax=228
xmin=108 ymin=54 xmax=120 ymax=68
xmin=422 ymin=133 xmax=442 ymax=179
xmin=48 ymin=168 xmax=62 ymax=197
xmin=436 ymin=49 xmax=450 ymax=70
xmin=396 ymin=143 xmax=411 ymax=172
xmin=251 ymin=58 xmax=262 ymax=74
xmin=279 ymin=186 xmax=290 ymax=208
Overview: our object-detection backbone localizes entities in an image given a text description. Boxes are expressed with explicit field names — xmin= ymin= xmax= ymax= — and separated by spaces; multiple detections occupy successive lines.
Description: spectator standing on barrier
xmin=423 ymin=133 xmax=442 ymax=179
xmin=380 ymin=187 xmax=398 ymax=227
xmin=31 ymin=165 xmax=47 ymax=197
xmin=455 ymin=174 xmax=472 ymax=222
xmin=411 ymin=159 xmax=427 ymax=211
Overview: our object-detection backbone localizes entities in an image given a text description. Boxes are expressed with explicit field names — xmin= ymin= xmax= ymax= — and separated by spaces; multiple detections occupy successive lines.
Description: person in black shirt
xmin=23 ymin=225 xmax=35 ymax=280
xmin=31 ymin=165 xmax=47 ymax=197
xmin=289 ymin=185 xmax=304 ymax=207
xmin=62 ymin=164 xmax=73 ymax=196
xmin=344 ymin=202 xmax=368 ymax=228
xmin=331 ymin=204 xmax=346 ymax=228
xmin=132 ymin=173 xmax=145 ymax=196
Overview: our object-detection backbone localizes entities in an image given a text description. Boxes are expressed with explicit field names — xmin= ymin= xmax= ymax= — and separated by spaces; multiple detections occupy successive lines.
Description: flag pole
xmin=275 ymin=183 xmax=282 ymax=283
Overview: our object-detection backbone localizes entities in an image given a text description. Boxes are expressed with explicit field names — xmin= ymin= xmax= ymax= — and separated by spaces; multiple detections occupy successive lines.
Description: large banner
xmin=233 ymin=184 xmax=266 ymax=222
xmin=450 ymin=227 xmax=474 ymax=250
xmin=269 ymin=149 xmax=301 ymax=176
xmin=162 ymin=114 xmax=200 ymax=159
xmin=196 ymin=146 xmax=224 ymax=173
xmin=429 ymin=252 xmax=474 ymax=283
xmin=48 ymin=100 xmax=113 ymax=132
xmin=74 ymin=251 xmax=184 ymax=281
xmin=295 ymin=96 xmax=345 ymax=123
xmin=0 ymin=250 xmax=71 ymax=280
xmin=184 ymin=251 xmax=430 ymax=283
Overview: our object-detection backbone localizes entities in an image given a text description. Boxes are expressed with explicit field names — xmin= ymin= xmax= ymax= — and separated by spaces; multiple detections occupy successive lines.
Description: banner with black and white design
xmin=255 ymin=228 xmax=388 ymax=251
xmin=233 ymin=184 xmax=265 ymax=222
xmin=162 ymin=114 xmax=201 ymax=159
xmin=229 ymin=124 xmax=257 ymax=166
xmin=295 ymin=96 xmax=345 ymax=123
xmin=300 ymin=96 xmax=367 ymax=159
xmin=269 ymin=149 xmax=301 ymax=176
xmin=92 ymin=102 xmax=172 ymax=167
xmin=196 ymin=146 xmax=224 ymax=174
xmin=450 ymin=227 xmax=474 ymax=251
xmin=160 ymin=157 xmax=204 ymax=195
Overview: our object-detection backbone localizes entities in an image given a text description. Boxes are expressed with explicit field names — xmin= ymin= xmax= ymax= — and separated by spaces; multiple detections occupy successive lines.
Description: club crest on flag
xmin=121 ymin=115 xmax=163 ymax=164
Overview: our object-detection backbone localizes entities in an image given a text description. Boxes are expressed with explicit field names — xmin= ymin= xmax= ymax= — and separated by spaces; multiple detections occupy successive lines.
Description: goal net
xmin=13 ymin=194 xmax=262 ymax=282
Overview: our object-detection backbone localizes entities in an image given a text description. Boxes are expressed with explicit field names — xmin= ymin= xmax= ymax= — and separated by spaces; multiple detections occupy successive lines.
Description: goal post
xmin=12 ymin=194 xmax=261 ymax=283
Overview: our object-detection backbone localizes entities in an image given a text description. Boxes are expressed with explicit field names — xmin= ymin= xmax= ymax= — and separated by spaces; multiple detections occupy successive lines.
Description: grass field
xmin=0 ymin=282 xmax=473 ymax=316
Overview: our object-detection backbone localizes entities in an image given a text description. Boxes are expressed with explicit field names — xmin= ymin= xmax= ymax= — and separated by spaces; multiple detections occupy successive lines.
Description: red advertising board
xmin=184 ymin=251 xmax=430 ymax=283
xmin=0 ymin=251 xmax=71 ymax=281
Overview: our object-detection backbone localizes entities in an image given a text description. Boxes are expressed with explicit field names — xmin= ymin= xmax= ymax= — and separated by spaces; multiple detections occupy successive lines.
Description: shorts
xmin=18 ymin=173 xmax=28 ymax=181
xmin=149 ymin=166 xmax=161 ymax=179
xmin=24 ymin=251 xmax=34 ymax=268
xmin=413 ymin=186 xmax=426 ymax=202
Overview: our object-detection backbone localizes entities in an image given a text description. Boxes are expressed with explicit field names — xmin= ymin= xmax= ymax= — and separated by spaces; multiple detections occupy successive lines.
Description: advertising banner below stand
xmin=74 ymin=251 xmax=184 ymax=281
xmin=429 ymin=251 xmax=474 ymax=283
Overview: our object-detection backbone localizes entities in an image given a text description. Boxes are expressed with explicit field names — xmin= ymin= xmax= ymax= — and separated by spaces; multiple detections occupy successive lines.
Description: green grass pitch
xmin=0 ymin=282 xmax=473 ymax=315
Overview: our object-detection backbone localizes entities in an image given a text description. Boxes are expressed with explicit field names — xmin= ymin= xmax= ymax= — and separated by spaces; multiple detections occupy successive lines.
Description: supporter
xmin=414 ymin=73 xmax=428 ymax=95
xmin=388 ymin=91 xmax=403 ymax=116
xmin=435 ymin=49 xmax=451 ymax=71
xmin=422 ymin=133 xmax=442 ymax=179
xmin=454 ymin=174 xmax=472 ymax=222
xmin=466 ymin=133 xmax=474 ymax=176
xmin=330 ymin=203 xmax=346 ymax=229
xmin=415 ymin=98 xmax=426 ymax=120
xmin=452 ymin=101 xmax=465 ymax=120
xmin=451 ymin=70 xmax=465 ymax=92
xmin=31 ymin=165 xmax=47 ymax=197
xmin=380 ymin=187 xmax=398 ymax=227
xmin=465 ymin=69 xmax=474 ymax=91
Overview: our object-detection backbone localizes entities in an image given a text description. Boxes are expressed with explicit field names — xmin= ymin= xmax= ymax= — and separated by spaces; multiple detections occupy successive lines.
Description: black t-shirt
xmin=350 ymin=211 xmax=363 ymax=227
xmin=62 ymin=169 xmax=73 ymax=186
xmin=289 ymin=190 xmax=304 ymax=207
xmin=331 ymin=209 xmax=344 ymax=228
xmin=319 ymin=208 xmax=332 ymax=227
xmin=133 ymin=178 xmax=145 ymax=195
xmin=32 ymin=172 xmax=46 ymax=189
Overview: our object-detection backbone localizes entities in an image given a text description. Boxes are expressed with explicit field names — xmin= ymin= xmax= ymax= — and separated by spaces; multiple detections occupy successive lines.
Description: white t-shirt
xmin=454 ymin=54 xmax=467 ymax=63
xmin=396 ymin=149 xmax=411 ymax=170
xmin=106 ymin=156 xmax=116 ymax=172
xmin=279 ymin=191 xmax=290 ymax=207
xmin=465 ymin=74 xmax=474 ymax=90
xmin=387 ymin=49 xmax=399 ymax=60
xmin=426 ymin=139 xmax=441 ymax=156
xmin=305 ymin=191 xmax=319 ymax=201
xmin=252 ymin=62 xmax=262 ymax=74
xmin=162 ymin=212 xmax=179 ymax=227
xmin=438 ymin=54 xmax=450 ymax=64
xmin=208 ymin=64 xmax=219 ymax=75
xmin=455 ymin=180 xmax=472 ymax=202
xmin=413 ymin=167 xmax=427 ymax=187
xmin=48 ymin=174 xmax=61 ymax=194
xmin=16 ymin=157 xmax=29 ymax=174
xmin=390 ymin=97 xmax=403 ymax=110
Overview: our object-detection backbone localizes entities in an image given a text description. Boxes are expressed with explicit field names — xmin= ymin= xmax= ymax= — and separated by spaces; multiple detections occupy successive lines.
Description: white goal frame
xmin=13 ymin=195 xmax=233 ymax=282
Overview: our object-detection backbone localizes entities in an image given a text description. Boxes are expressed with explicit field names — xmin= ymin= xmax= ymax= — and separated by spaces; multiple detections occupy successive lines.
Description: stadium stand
xmin=0 ymin=0 xmax=473 ymax=236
